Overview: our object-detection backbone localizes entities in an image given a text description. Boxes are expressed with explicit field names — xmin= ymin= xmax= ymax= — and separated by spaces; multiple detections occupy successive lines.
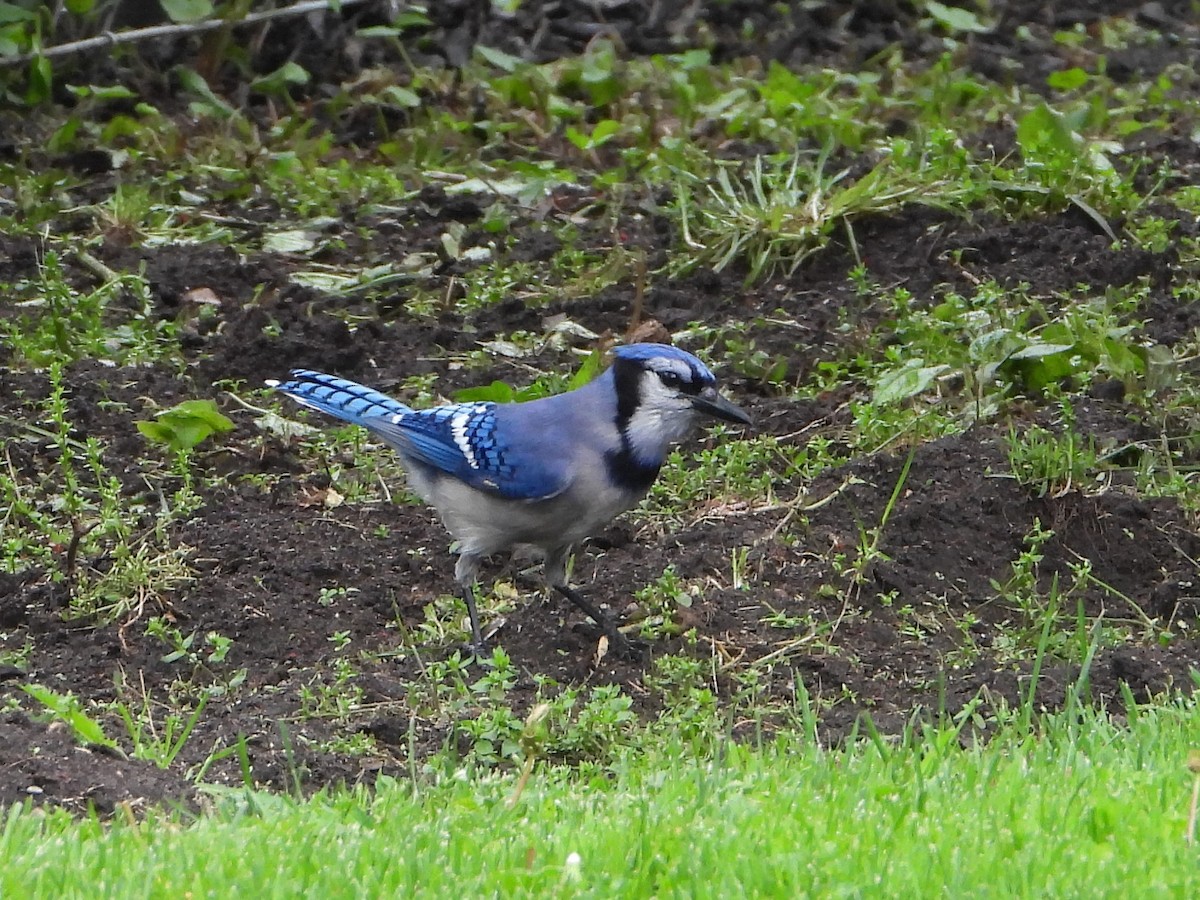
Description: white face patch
xmin=622 ymin=369 xmax=701 ymax=463
xmin=639 ymin=369 xmax=692 ymax=410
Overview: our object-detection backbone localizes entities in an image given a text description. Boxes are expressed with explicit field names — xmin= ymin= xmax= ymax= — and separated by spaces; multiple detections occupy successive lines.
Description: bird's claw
xmin=608 ymin=633 xmax=648 ymax=661
xmin=459 ymin=640 xmax=490 ymax=663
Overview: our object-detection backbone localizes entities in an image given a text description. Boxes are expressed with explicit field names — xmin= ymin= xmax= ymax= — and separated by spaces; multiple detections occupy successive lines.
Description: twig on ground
xmin=1 ymin=0 xmax=376 ymax=67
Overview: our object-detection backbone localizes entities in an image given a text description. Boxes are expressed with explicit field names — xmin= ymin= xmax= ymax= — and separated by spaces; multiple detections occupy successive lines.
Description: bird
xmin=267 ymin=343 xmax=751 ymax=657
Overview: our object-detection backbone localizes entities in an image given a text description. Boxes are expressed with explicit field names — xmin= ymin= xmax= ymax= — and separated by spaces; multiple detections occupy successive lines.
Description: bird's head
xmin=609 ymin=343 xmax=751 ymax=464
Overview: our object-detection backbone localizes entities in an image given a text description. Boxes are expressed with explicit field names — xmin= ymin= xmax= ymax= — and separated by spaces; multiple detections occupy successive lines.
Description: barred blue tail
xmin=266 ymin=369 xmax=412 ymax=425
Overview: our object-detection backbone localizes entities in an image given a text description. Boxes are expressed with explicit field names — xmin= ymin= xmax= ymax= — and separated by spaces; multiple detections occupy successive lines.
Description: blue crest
xmin=611 ymin=343 xmax=715 ymax=385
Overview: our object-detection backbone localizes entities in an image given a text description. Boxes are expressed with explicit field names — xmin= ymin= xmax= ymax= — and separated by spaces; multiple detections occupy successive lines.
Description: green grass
xmin=3 ymin=702 xmax=1200 ymax=896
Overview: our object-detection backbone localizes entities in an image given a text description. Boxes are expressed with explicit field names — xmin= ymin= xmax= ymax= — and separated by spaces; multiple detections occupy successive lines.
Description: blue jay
xmin=267 ymin=343 xmax=751 ymax=656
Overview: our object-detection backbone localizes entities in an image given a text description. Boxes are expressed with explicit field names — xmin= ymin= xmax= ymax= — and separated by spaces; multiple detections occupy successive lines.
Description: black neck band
xmin=605 ymin=442 xmax=661 ymax=493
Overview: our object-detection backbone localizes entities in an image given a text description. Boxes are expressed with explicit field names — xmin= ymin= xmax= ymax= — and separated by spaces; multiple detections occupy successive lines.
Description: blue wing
xmin=364 ymin=403 xmax=571 ymax=501
xmin=270 ymin=370 xmax=573 ymax=501
xmin=268 ymin=370 xmax=412 ymax=423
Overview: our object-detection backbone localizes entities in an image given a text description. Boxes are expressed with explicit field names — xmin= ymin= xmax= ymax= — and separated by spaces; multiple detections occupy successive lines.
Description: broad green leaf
xmin=967 ymin=327 xmax=1016 ymax=363
xmin=48 ymin=116 xmax=81 ymax=153
xmin=102 ymin=115 xmax=147 ymax=143
xmin=761 ymin=61 xmax=815 ymax=117
xmin=1008 ymin=342 xmax=1075 ymax=360
xmin=1101 ymin=337 xmax=1145 ymax=377
xmin=153 ymin=418 xmax=209 ymax=449
xmin=975 ymin=360 xmax=1004 ymax=388
xmin=393 ymin=9 xmax=432 ymax=28
xmin=568 ymin=121 xmax=620 ymax=150
xmin=136 ymin=420 xmax=177 ymax=446
xmin=356 ymin=25 xmax=402 ymax=37
xmin=575 ymin=45 xmax=621 ymax=106
xmin=23 ymin=684 xmax=118 ymax=749
xmin=252 ymin=61 xmax=310 ymax=94
xmin=679 ymin=48 xmax=711 ymax=69
xmin=1007 ymin=352 xmax=1075 ymax=393
xmin=138 ymin=399 xmax=233 ymax=451
xmin=160 ymin=0 xmax=213 ymax=24
xmin=514 ymin=383 xmax=553 ymax=402
xmin=1143 ymin=344 xmax=1176 ymax=392
xmin=567 ymin=349 xmax=605 ymax=390
xmin=264 ymin=229 xmax=319 ymax=254
xmin=173 ymin=66 xmax=234 ymax=117
xmin=924 ymin=1 xmax=990 ymax=33
xmin=163 ymin=399 xmax=235 ymax=432
xmin=288 ymin=271 xmax=360 ymax=292
xmin=440 ymin=228 xmax=461 ymax=260
xmin=25 ymin=53 xmax=51 ymax=105
xmin=474 ymin=44 xmax=522 ymax=73
xmin=873 ymin=360 xmax=949 ymax=405
xmin=565 ymin=126 xmax=591 ymax=151
xmin=1047 ymin=68 xmax=1089 ymax=90
xmin=1016 ymin=104 xmax=1077 ymax=157
xmin=66 ymin=83 xmax=137 ymax=100
xmin=1038 ymin=322 xmax=1074 ymax=345
xmin=382 ymin=85 xmax=421 ymax=108
xmin=0 ymin=3 xmax=35 ymax=23
xmin=454 ymin=381 xmax=516 ymax=403
xmin=589 ymin=119 xmax=619 ymax=144
xmin=444 ymin=176 xmax=540 ymax=198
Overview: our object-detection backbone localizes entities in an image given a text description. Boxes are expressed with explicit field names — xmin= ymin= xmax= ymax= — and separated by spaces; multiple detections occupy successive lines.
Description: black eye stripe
xmin=656 ymin=369 xmax=704 ymax=395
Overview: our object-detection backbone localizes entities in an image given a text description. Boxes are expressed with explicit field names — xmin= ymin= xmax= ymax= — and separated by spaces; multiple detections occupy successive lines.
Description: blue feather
xmin=612 ymin=343 xmax=716 ymax=386
xmin=268 ymin=370 xmax=411 ymax=423
xmin=270 ymin=371 xmax=570 ymax=501
xmin=365 ymin=402 xmax=569 ymax=501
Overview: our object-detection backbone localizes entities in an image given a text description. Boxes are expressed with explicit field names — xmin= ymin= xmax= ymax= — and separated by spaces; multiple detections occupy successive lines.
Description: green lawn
xmin=4 ymin=703 xmax=1199 ymax=897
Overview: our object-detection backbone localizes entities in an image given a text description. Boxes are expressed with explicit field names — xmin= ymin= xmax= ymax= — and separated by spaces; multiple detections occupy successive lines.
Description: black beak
xmin=692 ymin=387 xmax=752 ymax=425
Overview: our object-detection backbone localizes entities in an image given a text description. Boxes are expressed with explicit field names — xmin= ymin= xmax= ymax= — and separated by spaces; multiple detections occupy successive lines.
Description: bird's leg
xmin=553 ymin=585 xmax=645 ymax=660
xmin=546 ymin=546 xmax=644 ymax=660
xmin=552 ymin=583 xmax=613 ymax=635
xmin=459 ymin=581 xmax=485 ymax=654
xmin=455 ymin=552 xmax=487 ymax=658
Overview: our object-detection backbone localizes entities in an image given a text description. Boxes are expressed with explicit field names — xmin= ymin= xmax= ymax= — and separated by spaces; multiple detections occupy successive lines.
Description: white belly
xmin=423 ymin=475 xmax=638 ymax=556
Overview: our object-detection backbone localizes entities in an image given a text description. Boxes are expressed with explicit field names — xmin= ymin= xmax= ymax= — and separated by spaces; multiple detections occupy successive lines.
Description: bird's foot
xmin=606 ymin=631 xmax=648 ymax=662
xmin=451 ymin=639 xmax=490 ymax=664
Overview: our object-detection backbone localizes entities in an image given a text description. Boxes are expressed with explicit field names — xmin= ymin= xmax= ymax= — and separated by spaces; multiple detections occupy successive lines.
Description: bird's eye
xmin=658 ymin=371 xmax=683 ymax=389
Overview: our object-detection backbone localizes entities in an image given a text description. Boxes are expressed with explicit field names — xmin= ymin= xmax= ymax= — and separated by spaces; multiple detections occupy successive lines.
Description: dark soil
xmin=3 ymin=1 xmax=1200 ymax=815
